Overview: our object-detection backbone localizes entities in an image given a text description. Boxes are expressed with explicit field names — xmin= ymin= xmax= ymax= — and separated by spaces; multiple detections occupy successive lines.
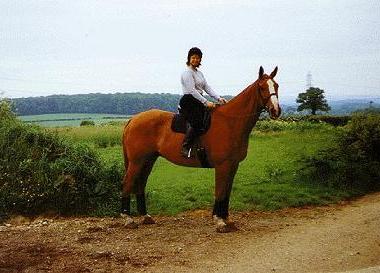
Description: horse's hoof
xmin=141 ymin=214 xmax=156 ymax=225
xmin=214 ymin=215 xmax=238 ymax=233
xmin=124 ymin=221 xmax=138 ymax=229
xmin=216 ymin=226 xmax=229 ymax=233
xmin=216 ymin=222 xmax=238 ymax=233
xmin=214 ymin=215 xmax=227 ymax=233
xmin=120 ymin=213 xmax=138 ymax=229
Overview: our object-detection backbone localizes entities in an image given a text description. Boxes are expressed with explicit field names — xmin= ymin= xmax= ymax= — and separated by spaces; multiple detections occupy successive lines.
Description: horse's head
xmin=257 ymin=66 xmax=281 ymax=119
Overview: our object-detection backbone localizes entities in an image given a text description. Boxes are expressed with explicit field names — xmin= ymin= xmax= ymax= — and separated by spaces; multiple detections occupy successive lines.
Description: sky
xmin=0 ymin=0 xmax=379 ymax=103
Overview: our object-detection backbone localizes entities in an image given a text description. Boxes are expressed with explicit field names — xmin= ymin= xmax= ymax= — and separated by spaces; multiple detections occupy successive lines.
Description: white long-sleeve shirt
xmin=181 ymin=66 xmax=220 ymax=104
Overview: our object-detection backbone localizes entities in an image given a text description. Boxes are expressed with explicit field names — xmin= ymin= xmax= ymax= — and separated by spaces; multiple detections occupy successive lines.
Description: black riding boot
xmin=181 ymin=126 xmax=197 ymax=158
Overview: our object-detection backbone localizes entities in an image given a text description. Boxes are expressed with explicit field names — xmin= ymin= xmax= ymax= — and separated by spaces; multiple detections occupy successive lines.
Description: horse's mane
xmin=213 ymin=78 xmax=260 ymax=114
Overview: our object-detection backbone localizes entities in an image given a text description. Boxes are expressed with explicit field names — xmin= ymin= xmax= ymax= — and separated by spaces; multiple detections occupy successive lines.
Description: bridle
xmin=212 ymin=83 xmax=278 ymax=119
xmin=257 ymin=82 xmax=279 ymax=115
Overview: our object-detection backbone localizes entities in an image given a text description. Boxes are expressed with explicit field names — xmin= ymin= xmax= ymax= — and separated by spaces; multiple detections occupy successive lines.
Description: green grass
xmin=18 ymin=113 xmax=130 ymax=127
xmin=94 ymin=125 xmax=347 ymax=215
xmin=231 ymin=129 xmax=346 ymax=211
xmin=4 ymin=105 xmax=363 ymax=216
xmin=51 ymin=124 xmax=125 ymax=148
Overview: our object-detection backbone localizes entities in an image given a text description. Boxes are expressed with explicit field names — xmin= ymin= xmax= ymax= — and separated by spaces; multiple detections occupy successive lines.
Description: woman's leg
xmin=179 ymin=95 xmax=206 ymax=157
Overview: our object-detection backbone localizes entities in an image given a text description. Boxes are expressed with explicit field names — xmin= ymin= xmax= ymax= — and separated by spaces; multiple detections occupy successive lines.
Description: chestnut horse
xmin=121 ymin=66 xmax=281 ymax=232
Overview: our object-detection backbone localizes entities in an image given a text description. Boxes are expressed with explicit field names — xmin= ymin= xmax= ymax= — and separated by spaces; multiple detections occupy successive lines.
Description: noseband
xmin=257 ymin=86 xmax=278 ymax=114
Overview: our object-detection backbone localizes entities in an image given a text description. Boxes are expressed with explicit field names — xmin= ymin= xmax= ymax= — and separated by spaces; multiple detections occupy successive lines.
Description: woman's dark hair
xmin=186 ymin=47 xmax=202 ymax=66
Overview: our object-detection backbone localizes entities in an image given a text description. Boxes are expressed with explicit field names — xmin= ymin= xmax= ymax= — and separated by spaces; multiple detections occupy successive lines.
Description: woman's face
xmin=189 ymin=54 xmax=201 ymax=68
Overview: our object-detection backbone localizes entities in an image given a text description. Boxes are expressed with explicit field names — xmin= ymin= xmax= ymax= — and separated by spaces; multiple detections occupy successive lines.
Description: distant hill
xmin=11 ymin=93 xmax=380 ymax=116
xmin=328 ymin=98 xmax=380 ymax=115
xmin=281 ymin=97 xmax=380 ymax=115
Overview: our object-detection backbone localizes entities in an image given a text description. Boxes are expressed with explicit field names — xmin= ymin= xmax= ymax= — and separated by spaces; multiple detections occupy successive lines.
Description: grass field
xmin=52 ymin=124 xmax=126 ymax=148
xmin=18 ymin=113 xmax=130 ymax=127
xmin=74 ymin=124 xmax=347 ymax=216
xmin=4 ymin=105 xmax=377 ymax=217
xmin=15 ymin=113 xmax=349 ymax=216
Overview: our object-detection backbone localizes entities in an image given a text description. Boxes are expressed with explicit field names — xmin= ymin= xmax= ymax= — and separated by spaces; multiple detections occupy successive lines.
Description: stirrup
xmin=181 ymin=147 xmax=192 ymax=158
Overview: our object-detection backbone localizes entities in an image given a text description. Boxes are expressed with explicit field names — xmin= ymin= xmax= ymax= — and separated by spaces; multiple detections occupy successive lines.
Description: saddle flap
xmin=170 ymin=111 xmax=211 ymax=135
xmin=171 ymin=113 xmax=188 ymax=134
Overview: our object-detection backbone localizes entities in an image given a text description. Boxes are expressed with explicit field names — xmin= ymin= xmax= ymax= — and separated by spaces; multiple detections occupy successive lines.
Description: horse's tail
xmin=122 ymin=119 xmax=132 ymax=172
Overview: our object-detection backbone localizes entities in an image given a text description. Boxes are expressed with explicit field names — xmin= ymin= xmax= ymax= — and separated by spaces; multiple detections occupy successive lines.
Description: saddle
xmin=170 ymin=109 xmax=212 ymax=168
xmin=171 ymin=109 xmax=211 ymax=135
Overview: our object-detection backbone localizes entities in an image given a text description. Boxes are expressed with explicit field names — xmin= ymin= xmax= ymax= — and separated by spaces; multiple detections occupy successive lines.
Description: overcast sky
xmin=1 ymin=0 xmax=379 ymax=102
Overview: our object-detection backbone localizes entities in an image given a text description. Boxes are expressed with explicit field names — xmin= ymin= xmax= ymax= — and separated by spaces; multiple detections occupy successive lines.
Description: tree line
xmin=11 ymin=87 xmax=377 ymax=116
xmin=13 ymin=89 xmax=329 ymax=116
xmin=12 ymin=93 xmax=182 ymax=116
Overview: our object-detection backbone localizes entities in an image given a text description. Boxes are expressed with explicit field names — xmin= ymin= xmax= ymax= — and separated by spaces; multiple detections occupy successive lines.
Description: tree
xmin=296 ymin=87 xmax=331 ymax=115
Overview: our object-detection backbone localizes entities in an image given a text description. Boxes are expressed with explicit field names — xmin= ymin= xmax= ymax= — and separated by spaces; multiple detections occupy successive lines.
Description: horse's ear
xmin=270 ymin=66 xmax=278 ymax=78
xmin=259 ymin=66 xmax=264 ymax=79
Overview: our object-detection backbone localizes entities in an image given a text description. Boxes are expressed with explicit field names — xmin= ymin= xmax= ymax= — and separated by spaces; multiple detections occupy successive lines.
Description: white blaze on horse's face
xmin=267 ymin=79 xmax=280 ymax=116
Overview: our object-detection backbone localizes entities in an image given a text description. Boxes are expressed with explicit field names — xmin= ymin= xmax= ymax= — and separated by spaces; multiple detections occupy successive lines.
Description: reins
xmin=212 ymin=105 xmax=265 ymax=119
xmin=211 ymin=84 xmax=268 ymax=119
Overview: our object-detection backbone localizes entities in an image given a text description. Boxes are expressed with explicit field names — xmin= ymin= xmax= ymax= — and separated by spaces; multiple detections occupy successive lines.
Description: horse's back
xmin=126 ymin=109 xmax=173 ymax=130
xmin=123 ymin=109 xmax=174 ymax=158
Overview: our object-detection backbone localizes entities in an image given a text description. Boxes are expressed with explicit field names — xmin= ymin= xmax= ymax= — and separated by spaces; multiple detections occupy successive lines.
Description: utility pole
xmin=306 ymin=71 xmax=312 ymax=90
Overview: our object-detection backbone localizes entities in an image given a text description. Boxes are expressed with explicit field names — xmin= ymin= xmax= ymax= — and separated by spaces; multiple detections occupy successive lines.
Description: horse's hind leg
xmin=136 ymin=155 xmax=158 ymax=225
xmin=121 ymin=161 xmax=144 ymax=228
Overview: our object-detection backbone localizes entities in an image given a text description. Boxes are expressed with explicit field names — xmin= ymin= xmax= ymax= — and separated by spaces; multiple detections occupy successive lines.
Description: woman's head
xmin=186 ymin=47 xmax=202 ymax=67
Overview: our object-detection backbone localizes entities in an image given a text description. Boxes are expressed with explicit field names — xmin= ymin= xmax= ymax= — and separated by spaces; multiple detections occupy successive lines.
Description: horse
xmin=121 ymin=66 xmax=281 ymax=232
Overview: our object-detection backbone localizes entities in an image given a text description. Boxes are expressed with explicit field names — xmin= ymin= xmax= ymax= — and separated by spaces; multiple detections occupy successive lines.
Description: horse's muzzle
xmin=269 ymin=105 xmax=281 ymax=119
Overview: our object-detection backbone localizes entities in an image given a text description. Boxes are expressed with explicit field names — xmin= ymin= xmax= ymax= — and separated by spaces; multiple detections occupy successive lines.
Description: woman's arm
xmin=200 ymin=71 xmax=227 ymax=103
xmin=203 ymin=79 xmax=221 ymax=101
xmin=203 ymin=76 xmax=227 ymax=104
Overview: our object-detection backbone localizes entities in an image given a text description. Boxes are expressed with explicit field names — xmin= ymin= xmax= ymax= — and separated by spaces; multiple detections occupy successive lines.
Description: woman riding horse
xmin=121 ymin=65 xmax=281 ymax=232
xmin=180 ymin=47 xmax=228 ymax=157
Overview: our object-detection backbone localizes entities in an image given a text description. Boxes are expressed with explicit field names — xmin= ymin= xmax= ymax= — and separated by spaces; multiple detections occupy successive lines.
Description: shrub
xmin=255 ymin=119 xmax=332 ymax=132
xmin=300 ymin=113 xmax=380 ymax=192
xmin=80 ymin=120 xmax=95 ymax=126
xmin=255 ymin=120 xmax=288 ymax=132
xmin=305 ymin=115 xmax=351 ymax=126
xmin=0 ymin=100 xmax=120 ymax=215
xmin=0 ymin=99 xmax=15 ymax=120
xmin=104 ymin=120 xmax=126 ymax=126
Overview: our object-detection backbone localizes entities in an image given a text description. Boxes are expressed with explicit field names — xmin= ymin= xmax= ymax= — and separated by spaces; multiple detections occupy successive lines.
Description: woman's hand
xmin=205 ymin=101 xmax=216 ymax=109
xmin=218 ymin=97 xmax=228 ymax=104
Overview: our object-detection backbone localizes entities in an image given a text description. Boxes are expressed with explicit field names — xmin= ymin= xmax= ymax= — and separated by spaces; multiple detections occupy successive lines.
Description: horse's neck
xmin=216 ymin=81 xmax=262 ymax=136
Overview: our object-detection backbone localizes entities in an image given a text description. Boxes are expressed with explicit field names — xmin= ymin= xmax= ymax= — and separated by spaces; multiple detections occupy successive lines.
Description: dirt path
xmin=1 ymin=193 xmax=379 ymax=273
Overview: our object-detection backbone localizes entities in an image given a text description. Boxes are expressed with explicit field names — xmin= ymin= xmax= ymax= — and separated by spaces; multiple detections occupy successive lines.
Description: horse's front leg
xmin=213 ymin=161 xmax=239 ymax=233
